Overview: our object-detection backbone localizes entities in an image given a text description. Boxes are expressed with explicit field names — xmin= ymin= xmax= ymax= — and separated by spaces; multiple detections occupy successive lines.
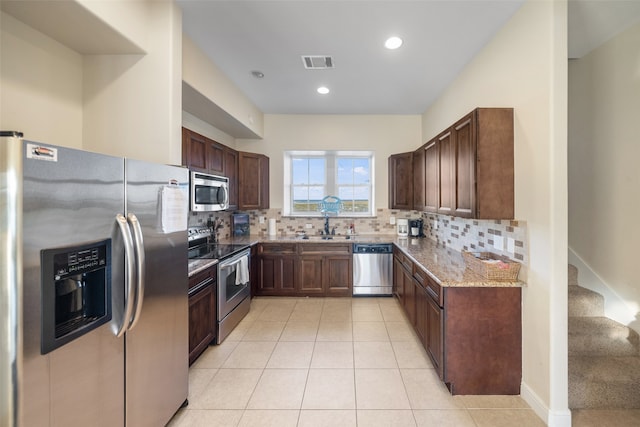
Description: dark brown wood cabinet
xmin=182 ymin=128 xmax=225 ymax=174
xmin=188 ymin=266 xmax=216 ymax=365
xmin=390 ymin=107 xmax=514 ymax=219
xmin=239 ymin=151 xmax=270 ymax=210
xmin=388 ymin=152 xmax=413 ymax=210
xmin=437 ymin=108 xmax=514 ymax=219
xmin=224 ymin=148 xmax=238 ymax=209
xmin=423 ymin=139 xmax=439 ymax=213
xmin=254 ymin=242 xmax=352 ymax=297
xmin=412 ymin=146 xmax=425 ymax=211
xmin=256 ymin=243 xmax=297 ymax=295
xmin=182 ymin=128 xmax=269 ymax=211
xmin=393 ymin=244 xmax=521 ymax=395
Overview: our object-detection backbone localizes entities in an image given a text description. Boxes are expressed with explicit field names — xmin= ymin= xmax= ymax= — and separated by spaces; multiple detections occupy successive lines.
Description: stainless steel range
xmin=188 ymin=228 xmax=250 ymax=343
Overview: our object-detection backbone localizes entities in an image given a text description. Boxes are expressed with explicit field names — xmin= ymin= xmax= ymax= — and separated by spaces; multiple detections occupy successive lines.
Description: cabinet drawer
xmin=259 ymin=243 xmax=297 ymax=254
xmin=299 ymin=243 xmax=351 ymax=255
xmin=413 ymin=265 xmax=428 ymax=287
xmin=189 ymin=266 xmax=216 ymax=291
xmin=400 ymin=253 xmax=413 ymax=272
xmin=425 ymin=276 xmax=443 ymax=307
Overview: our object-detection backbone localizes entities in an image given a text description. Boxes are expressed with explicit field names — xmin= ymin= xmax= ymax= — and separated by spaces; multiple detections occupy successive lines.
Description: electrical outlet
xmin=259 ymin=216 xmax=265 ymax=224
xmin=507 ymin=237 xmax=515 ymax=254
xmin=305 ymin=223 xmax=313 ymax=229
xmin=433 ymin=220 xmax=438 ymax=230
xmin=494 ymin=235 xmax=504 ymax=251
xmin=390 ymin=216 xmax=396 ymax=225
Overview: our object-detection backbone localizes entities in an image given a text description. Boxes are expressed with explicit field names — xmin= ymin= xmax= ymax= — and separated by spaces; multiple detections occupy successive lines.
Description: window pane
xmin=337 ymin=157 xmax=370 ymax=185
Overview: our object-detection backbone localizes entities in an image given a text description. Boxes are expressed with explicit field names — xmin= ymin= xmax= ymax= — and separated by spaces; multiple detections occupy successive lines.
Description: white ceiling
xmin=178 ymin=0 xmax=640 ymax=116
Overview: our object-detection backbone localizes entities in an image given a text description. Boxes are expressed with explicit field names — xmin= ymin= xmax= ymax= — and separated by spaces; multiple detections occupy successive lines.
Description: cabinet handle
xmin=189 ymin=277 xmax=214 ymax=296
xmin=426 ymin=285 xmax=439 ymax=303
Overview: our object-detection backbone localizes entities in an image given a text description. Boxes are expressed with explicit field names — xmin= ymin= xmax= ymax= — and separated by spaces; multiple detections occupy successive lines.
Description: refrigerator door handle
xmin=115 ymin=213 xmax=136 ymax=337
xmin=127 ymin=213 xmax=145 ymax=331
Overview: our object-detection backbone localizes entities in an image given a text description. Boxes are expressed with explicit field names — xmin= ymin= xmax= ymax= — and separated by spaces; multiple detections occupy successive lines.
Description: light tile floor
xmin=167 ymin=296 xmax=639 ymax=427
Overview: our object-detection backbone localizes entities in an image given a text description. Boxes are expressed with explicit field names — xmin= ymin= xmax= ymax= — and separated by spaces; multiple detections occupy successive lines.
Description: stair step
xmin=569 ymin=356 xmax=640 ymax=409
xmin=569 ymin=317 xmax=640 ymax=357
xmin=569 ymin=285 xmax=605 ymax=317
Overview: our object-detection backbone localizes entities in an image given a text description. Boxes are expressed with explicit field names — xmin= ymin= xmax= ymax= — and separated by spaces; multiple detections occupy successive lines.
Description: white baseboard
xmin=521 ymin=382 xmax=572 ymax=427
xmin=568 ymin=247 xmax=639 ymax=335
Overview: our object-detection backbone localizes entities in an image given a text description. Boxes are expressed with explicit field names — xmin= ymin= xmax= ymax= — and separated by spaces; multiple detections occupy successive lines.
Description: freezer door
xmin=21 ymin=141 xmax=125 ymax=427
xmin=124 ymin=159 xmax=189 ymax=426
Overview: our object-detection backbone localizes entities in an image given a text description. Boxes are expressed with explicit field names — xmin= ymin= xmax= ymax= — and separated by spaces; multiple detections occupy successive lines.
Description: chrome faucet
xmin=323 ymin=215 xmax=330 ymax=236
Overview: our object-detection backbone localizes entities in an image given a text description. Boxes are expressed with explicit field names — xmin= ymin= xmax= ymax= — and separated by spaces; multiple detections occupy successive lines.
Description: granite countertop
xmin=213 ymin=234 xmax=524 ymax=288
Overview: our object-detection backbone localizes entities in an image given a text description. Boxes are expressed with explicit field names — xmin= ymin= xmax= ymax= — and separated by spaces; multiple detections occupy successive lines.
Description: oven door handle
xmin=115 ymin=213 xmax=136 ymax=338
xmin=220 ymin=255 xmax=247 ymax=269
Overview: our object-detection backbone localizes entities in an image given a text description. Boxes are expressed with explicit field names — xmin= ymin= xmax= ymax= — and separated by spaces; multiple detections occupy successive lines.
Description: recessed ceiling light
xmin=384 ymin=36 xmax=403 ymax=50
xmin=317 ymin=86 xmax=330 ymax=95
xmin=251 ymin=70 xmax=264 ymax=78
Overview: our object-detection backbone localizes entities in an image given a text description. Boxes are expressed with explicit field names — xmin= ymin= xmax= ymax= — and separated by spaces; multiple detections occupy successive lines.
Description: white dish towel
xmin=235 ymin=256 xmax=249 ymax=286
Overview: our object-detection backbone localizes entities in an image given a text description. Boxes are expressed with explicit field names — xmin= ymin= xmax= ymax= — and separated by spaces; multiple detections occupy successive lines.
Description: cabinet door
xmin=182 ymin=128 xmax=207 ymax=171
xmin=259 ymin=154 xmax=270 ymax=209
xmin=206 ymin=141 xmax=224 ymax=174
xmin=452 ymin=113 xmax=476 ymax=218
xmin=414 ymin=284 xmax=427 ymax=344
xmin=388 ymin=152 xmax=413 ymax=210
xmin=239 ymin=152 xmax=269 ymax=210
xmin=325 ymin=255 xmax=352 ymax=297
xmin=257 ymin=255 xmax=296 ymax=295
xmin=403 ymin=267 xmax=416 ymax=325
xmin=393 ymin=256 xmax=404 ymax=303
xmin=426 ymin=295 xmax=444 ymax=379
xmin=298 ymin=256 xmax=324 ymax=295
xmin=424 ymin=140 xmax=439 ymax=213
xmin=412 ymin=146 xmax=425 ymax=211
xmin=224 ymin=148 xmax=239 ymax=209
xmin=188 ymin=283 xmax=215 ymax=365
xmin=437 ymin=130 xmax=454 ymax=215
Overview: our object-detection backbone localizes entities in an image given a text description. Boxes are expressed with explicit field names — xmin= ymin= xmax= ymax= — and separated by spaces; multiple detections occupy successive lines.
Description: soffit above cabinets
xmin=1 ymin=0 xmax=145 ymax=55
xmin=182 ymin=82 xmax=262 ymax=140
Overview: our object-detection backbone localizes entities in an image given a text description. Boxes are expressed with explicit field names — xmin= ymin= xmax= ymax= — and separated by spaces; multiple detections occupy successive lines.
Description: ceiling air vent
xmin=302 ymin=55 xmax=334 ymax=69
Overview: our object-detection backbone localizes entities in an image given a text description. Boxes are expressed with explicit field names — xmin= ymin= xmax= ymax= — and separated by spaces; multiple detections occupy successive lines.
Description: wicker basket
xmin=462 ymin=251 xmax=521 ymax=281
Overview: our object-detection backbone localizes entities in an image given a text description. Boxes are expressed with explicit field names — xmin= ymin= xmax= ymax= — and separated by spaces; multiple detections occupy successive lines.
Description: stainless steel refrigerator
xmin=0 ymin=132 xmax=189 ymax=427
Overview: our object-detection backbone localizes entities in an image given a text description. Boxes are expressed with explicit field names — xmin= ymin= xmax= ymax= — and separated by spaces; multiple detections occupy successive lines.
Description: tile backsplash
xmin=189 ymin=209 xmax=528 ymax=272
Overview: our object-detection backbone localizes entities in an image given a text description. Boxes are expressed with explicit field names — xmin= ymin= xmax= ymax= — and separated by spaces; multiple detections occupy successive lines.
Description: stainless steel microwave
xmin=190 ymin=171 xmax=229 ymax=212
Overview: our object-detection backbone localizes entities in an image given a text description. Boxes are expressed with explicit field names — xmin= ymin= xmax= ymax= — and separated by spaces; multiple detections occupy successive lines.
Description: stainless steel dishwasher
xmin=352 ymin=243 xmax=393 ymax=295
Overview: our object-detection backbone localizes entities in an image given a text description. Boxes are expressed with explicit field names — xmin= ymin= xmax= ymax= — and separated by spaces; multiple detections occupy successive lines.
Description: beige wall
xmin=1 ymin=3 xmax=183 ymax=165
xmin=1 ymin=12 xmax=83 ymax=148
xmin=83 ymin=1 xmax=183 ymax=164
xmin=568 ymin=22 xmax=640 ymax=327
xmin=236 ymin=114 xmax=422 ymax=209
xmin=421 ymin=1 xmax=569 ymax=423
xmin=182 ymin=111 xmax=236 ymax=148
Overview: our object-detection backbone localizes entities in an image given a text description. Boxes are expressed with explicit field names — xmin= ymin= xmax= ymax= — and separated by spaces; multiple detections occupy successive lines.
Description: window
xmin=284 ymin=151 xmax=374 ymax=217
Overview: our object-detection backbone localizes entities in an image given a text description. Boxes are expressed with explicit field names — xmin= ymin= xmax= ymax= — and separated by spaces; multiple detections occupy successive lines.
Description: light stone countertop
xmin=212 ymin=234 xmax=524 ymax=288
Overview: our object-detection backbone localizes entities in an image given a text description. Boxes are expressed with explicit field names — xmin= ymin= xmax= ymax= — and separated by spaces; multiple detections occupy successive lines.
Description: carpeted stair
xmin=568 ymin=264 xmax=640 ymax=409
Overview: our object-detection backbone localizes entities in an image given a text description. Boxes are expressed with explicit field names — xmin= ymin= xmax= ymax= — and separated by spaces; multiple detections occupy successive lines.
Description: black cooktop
xmin=188 ymin=243 xmax=248 ymax=260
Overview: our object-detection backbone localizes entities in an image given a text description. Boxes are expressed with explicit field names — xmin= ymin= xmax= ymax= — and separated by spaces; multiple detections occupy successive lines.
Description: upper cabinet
xmin=388 ymin=152 xmax=414 ymax=210
xmin=238 ymin=152 xmax=270 ymax=210
xmin=182 ymin=127 xmax=268 ymax=212
xmin=392 ymin=108 xmax=514 ymax=219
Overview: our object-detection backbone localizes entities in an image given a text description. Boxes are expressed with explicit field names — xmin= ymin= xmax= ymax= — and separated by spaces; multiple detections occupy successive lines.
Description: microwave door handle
xmin=115 ymin=214 xmax=136 ymax=338
xmin=127 ymin=213 xmax=145 ymax=331
xmin=222 ymin=186 xmax=229 ymax=209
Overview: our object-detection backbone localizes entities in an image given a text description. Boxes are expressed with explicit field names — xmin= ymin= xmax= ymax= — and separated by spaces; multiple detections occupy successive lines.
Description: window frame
xmin=284 ymin=150 xmax=375 ymax=217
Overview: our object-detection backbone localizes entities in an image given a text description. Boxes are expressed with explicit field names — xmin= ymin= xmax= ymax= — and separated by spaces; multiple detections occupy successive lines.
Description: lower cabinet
xmin=255 ymin=242 xmax=352 ymax=297
xmin=188 ymin=266 xmax=216 ymax=366
xmin=393 ymin=246 xmax=521 ymax=395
